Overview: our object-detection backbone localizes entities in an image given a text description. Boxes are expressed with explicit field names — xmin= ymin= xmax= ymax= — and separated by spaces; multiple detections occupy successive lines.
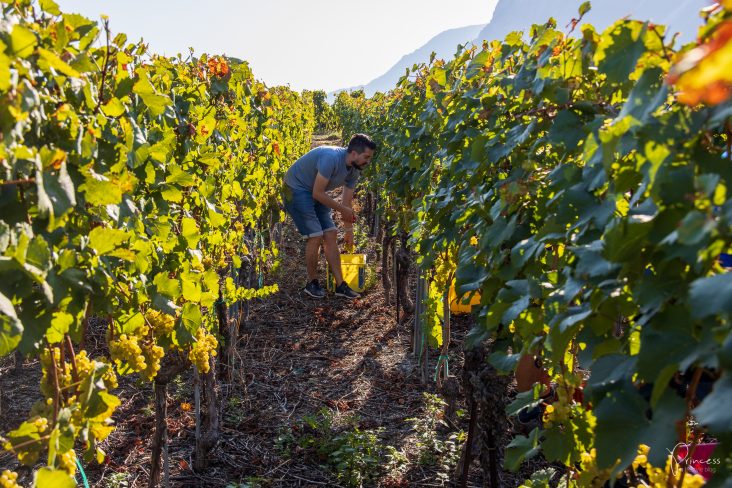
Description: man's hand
xmin=341 ymin=207 xmax=357 ymax=224
xmin=343 ymin=228 xmax=354 ymax=249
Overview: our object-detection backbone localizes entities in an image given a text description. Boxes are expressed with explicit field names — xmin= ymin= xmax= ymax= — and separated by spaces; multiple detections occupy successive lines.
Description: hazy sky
xmin=56 ymin=0 xmax=499 ymax=92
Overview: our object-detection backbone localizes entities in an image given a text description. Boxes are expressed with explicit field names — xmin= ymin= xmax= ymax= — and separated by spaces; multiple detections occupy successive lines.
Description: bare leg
xmin=305 ymin=236 xmax=322 ymax=281
xmin=322 ymin=229 xmax=344 ymax=285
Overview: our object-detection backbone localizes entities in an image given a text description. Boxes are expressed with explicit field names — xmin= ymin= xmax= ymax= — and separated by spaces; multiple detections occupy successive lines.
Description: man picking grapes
xmin=282 ymin=133 xmax=376 ymax=299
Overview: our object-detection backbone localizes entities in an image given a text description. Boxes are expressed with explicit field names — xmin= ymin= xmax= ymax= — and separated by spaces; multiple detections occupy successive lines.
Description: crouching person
xmin=282 ymin=134 xmax=376 ymax=299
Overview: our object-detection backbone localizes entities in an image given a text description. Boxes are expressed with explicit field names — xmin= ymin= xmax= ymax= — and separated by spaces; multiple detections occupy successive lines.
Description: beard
xmin=353 ymin=161 xmax=367 ymax=171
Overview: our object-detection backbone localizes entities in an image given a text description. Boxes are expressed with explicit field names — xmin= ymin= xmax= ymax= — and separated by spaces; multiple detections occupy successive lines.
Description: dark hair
xmin=347 ymin=133 xmax=376 ymax=153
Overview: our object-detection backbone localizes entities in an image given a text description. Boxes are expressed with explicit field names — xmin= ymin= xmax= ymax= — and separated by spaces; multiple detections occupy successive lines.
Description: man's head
xmin=346 ymin=133 xmax=376 ymax=170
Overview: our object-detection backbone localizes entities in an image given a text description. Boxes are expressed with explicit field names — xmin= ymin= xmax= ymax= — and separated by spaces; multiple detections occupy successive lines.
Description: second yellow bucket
xmin=449 ymin=283 xmax=481 ymax=314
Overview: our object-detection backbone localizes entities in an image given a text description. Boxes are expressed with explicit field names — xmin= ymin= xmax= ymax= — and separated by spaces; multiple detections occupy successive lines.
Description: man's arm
xmin=312 ymin=174 xmax=355 ymax=221
xmin=342 ymin=186 xmax=354 ymax=213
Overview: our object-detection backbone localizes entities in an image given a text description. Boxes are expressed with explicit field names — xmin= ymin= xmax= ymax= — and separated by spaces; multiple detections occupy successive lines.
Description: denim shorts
xmin=282 ymin=185 xmax=336 ymax=238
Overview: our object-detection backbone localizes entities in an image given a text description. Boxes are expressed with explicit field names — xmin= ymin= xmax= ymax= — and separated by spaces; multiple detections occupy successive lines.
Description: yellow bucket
xmin=326 ymin=253 xmax=367 ymax=293
xmin=448 ymin=283 xmax=481 ymax=314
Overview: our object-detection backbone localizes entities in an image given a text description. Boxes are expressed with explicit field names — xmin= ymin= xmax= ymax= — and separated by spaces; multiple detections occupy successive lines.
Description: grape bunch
xmin=145 ymin=309 xmax=176 ymax=335
xmin=57 ymin=449 xmax=77 ymax=475
xmin=39 ymin=346 xmax=63 ymax=398
xmin=0 ymin=470 xmax=20 ymax=488
xmin=75 ymin=350 xmax=118 ymax=390
xmin=576 ymin=448 xmax=612 ymax=487
xmin=109 ymin=334 xmax=146 ymax=372
xmin=542 ymin=386 xmax=573 ymax=428
xmin=188 ymin=328 xmax=218 ymax=374
xmin=139 ymin=343 xmax=165 ymax=381
xmin=109 ymin=333 xmax=166 ymax=381
xmin=40 ymin=347 xmax=116 ymax=398
xmin=542 ymin=373 xmax=583 ymax=428
xmin=632 ymin=444 xmax=706 ymax=487
xmin=32 ymin=416 xmax=49 ymax=434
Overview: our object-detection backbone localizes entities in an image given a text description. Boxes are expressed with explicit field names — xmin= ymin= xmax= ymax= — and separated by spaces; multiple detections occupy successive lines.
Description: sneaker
xmin=335 ymin=281 xmax=361 ymax=299
xmin=303 ymin=279 xmax=325 ymax=298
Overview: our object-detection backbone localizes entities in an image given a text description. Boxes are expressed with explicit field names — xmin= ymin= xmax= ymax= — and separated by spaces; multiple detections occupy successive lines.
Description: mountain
xmin=332 ymin=0 xmax=704 ymax=98
xmin=474 ymin=0 xmax=702 ymax=48
xmin=332 ymin=24 xmax=485 ymax=98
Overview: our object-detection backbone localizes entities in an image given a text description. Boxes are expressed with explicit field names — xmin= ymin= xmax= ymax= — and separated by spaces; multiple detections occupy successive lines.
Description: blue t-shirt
xmin=284 ymin=146 xmax=360 ymax=192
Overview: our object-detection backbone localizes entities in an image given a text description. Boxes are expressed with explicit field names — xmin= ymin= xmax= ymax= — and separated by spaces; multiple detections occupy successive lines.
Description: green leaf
xmin=207 ymin=206 xmax=226 ymax=229
xmin=39 ymin=0 xmax=62 ymax=15
xmin=505 ymin=427 xmax=541 ymax=471
xmin=133 ymin=70 xmax=171 ymax=116
xmin=153 ymin=273 xmax=181 ymax=300
xmin=83 ymin=389 xmax=120 ymax=419
xmin=594 ymin=389 xmax=647 ymax=469
xmin=0 ymin=291 xmax=23 ymax=356
xmin=35 ymin=467 xmax=76 ymax=488
xmin=166 ymin=165 xmax=196 ymax=187
xmin=0 ymin=43 xmax=11 ymax=91
xmin=585 ymin=354 xmax=636 ymax=398
xmin=595 ymin=21 xmax=647 ymax=85
xmin=678 ymin=211 xmax=715 ymax=246
xmin=542 ymin=426 xmax=575 ymax=464
xmin=694 ymin=374 xmax=732 ymax=435
xmin=181 ymin=303 xmax=202 ymax=335
xmin=548 ymin=110 xmax=584 ymax=150
xmin=688 ymin=273 xmax=732 ymax=319
xmin=80 ymin=174 xmax=122 ymax=206
xmin=650 ymin=363 xmax=678 ymax=408
xmin=203 ymin=270 xmax=219 ymax=293
xmin=181 ymin=217 xmax=201 ymax=248
xmin=640 ymin=390 xmax=686 ymax=467
xmin=602 ymin=220 xmax=651 ymax=263
xmin=69 ymin=53 xmax=97 ymax=73
xmin=488 ymin=351 xmax=521 ymax=373
xmin=88 ymin=227 xmax=131 ymax=256
xmin=10 ymin=25 xmax=38 ymax=58
xmin=466 ymin=50 xmax=491 ymax=79
xmin=46 ymin=311 xmax=73 ymax=344
xmin=27 ymin=236 xmax=51 ymax=275
xmin=37 ymin=162 xmax=76 ymax=231
xmin=101 ymin=97 xmax=126 ymax=117
xmin=617 ymin=68 xmax=667 ymax=123
xmin=579 ymin=1 xmax=591 ymax=16
xmin=507 ymin=384 xmax=545 ymax=416
xmin=46 ymin=419 xmax=74 ymax=470
xmin=5 ymin=419 xmax=44 ymax=465
xmin=38 ymin=48 xmax=80 ymax=78
xmin=194 ymin=114 xmax=217 ymax=144
xmin=152 ymin=294 xmax=179 ymax=317
xmin=161 ymin=185 xmax=183 ymax=203
xmin=118 ymin=313 xmax=145 ymax=335
xmin=455 ymin=250 xmax=489 ymax=294
xmin=181 ymin=272 xmax=201 ymax=302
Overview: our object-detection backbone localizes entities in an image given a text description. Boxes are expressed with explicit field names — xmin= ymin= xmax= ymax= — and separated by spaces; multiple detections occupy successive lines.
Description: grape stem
xmin=2 ymin=434 xmax=52 ymax=452
xmin=94 ymin=18 xmax=113 ymax=114
xmin=649 ymin=24 xmax=672 ymax=62
xmin=48 ymin=344 xmax=60 ymax=425
xmin=65 ymin=335 xmax=80 ymax=391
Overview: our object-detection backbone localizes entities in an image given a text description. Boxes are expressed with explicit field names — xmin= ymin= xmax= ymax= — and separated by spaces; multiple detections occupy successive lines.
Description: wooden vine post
xmin=150 ymin=354 xmax=189 ymax=488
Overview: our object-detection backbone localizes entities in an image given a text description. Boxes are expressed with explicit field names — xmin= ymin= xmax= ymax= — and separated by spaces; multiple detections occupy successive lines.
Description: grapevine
xmin=336 ymin=2 xmax=732 ymax=485
xmin=0 ymin=0 xmax=314 ymax=484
